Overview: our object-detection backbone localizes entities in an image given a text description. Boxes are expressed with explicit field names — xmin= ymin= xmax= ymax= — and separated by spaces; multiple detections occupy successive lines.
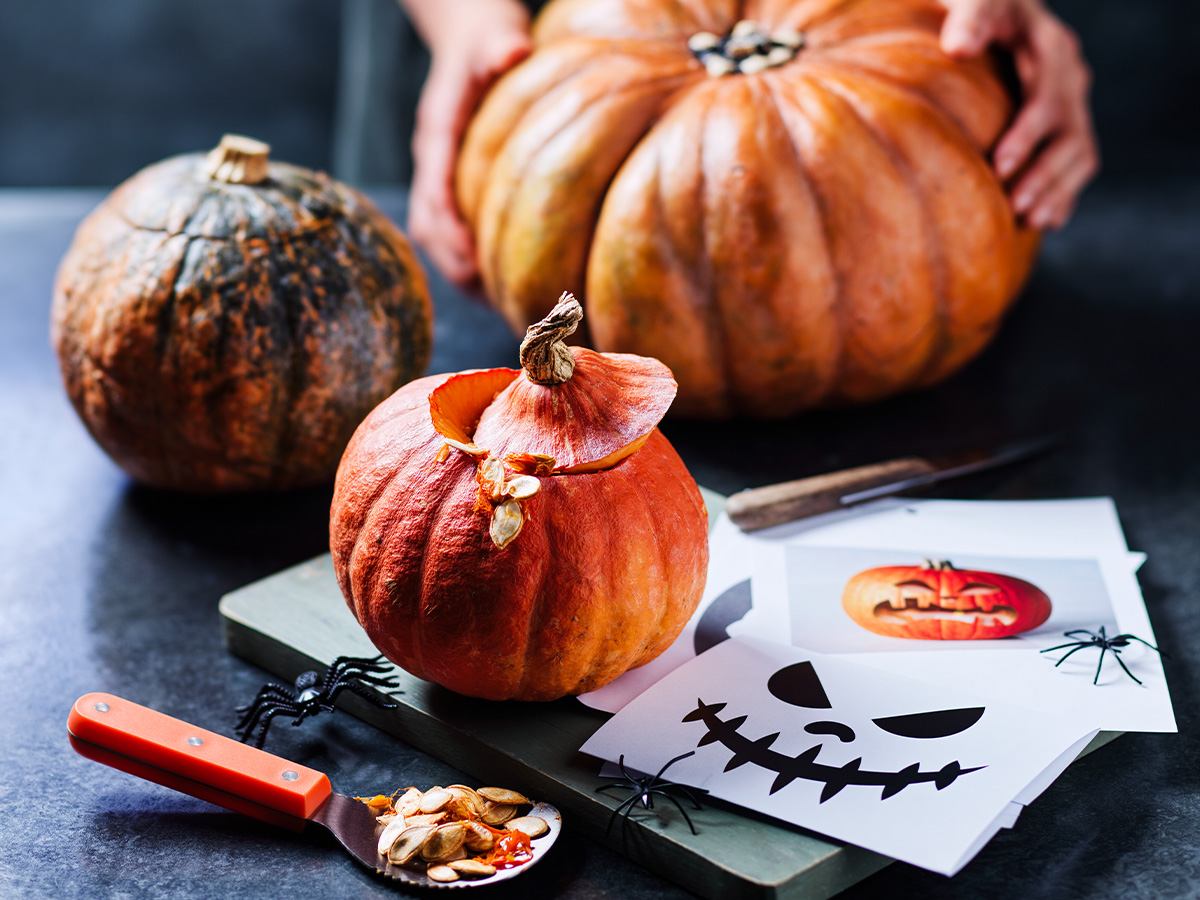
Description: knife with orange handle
xmin=67 ymin=692 xmax=560 ymax=887
xmin=723 ymin=437 xmax=1057 ymax=532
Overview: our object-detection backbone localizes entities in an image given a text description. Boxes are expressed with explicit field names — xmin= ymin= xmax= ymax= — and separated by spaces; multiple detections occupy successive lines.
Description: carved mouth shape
xmin=682 ymin=700 xmax=984 ymax=802
xmin=873 ymin=600 xmax=1018 ymax=628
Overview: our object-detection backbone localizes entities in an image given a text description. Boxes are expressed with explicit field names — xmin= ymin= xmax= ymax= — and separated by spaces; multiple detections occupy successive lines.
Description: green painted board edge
xmin=218 ymin=488 xmax=1119 ymax=900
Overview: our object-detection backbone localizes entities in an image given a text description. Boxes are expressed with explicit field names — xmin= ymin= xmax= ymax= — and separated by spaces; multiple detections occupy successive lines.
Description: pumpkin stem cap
xmin=205 ymin=133 xmax=271 ymax=185
xmin=520 ymin=292 xmax=582 ymax=385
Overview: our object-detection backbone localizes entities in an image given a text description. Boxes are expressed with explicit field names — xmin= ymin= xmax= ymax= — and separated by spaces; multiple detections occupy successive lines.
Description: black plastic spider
xmin=596 ymin=751 xmax=706 ymax=848
xmin=1041 ymin=626 xmax=1164 ymax=685
xmin=235 ymin=654 xmax=401 ymax=748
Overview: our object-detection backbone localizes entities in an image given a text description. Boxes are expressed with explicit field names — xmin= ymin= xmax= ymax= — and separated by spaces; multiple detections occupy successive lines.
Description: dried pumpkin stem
xmin=688 ymin=20 xmax=804 ymax=77
xmin=204 ymin=133 xmax=271 ymax=185
xmin=519 ymin=292 xmax=583 ymax=385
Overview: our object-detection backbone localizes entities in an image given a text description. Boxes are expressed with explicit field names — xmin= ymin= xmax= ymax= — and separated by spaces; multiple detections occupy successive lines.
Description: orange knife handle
xmin=724 ymin=457 xmax=938 ymax=531
xmin=68 ymin=692 xmax=332 ymax=822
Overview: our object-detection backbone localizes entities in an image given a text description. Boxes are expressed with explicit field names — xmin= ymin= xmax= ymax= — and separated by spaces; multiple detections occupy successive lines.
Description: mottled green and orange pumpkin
xmin=457 ymin=0 xmax=1040 ymax=418
xmin=52 ymin=135 xmax=432 ymax=491
xmin=842 ymin=559 xmax=1052 ymax=639
xmin=330 ymin=295 xmax=709 ymax=701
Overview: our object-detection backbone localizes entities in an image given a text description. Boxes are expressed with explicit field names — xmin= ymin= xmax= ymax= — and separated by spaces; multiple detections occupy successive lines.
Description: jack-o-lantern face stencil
xmin=683 ymin=660 xmax=987 ymax=801
xmin=580 ymin=637 xmax=1102 ymax=876
xmin=842 ymin=559 xmax=1052 ymax=640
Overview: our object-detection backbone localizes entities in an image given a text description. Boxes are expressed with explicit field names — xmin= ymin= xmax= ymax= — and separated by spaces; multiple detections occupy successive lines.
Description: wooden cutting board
xmin=218 ymin=490 xmax=1114 ymax=899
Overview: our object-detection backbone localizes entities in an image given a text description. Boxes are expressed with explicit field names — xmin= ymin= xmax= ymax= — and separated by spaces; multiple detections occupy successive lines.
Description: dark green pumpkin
xmin=51 ymin=135 xmax=432 ymax=491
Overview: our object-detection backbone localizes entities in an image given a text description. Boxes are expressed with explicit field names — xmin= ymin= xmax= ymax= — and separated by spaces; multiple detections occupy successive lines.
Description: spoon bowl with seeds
xmin=369 ymin=784 xmax=562 ymax=888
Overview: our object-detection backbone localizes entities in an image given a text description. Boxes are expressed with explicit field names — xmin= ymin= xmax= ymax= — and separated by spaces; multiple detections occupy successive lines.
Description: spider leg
xmin=1041 ymin=640 xmax=1089 ymax=654
xmin=235 ymin=696 xmax=303 ymax=742
xmin=1049 ymin=643 xmax=1095 ymax=667
xmin=650 ymin=789 xmax=700 ymax=834
xmin=234 ymin=683 xmax=295 ymax=719
xmin=603 ymin=793 xmax=642 ymax=838
xmin=1119 ymin=634 xmax=1164 ymax=654
xmin=1110 ymin=649 xmax=1145 ymax=685
xmin=326 ymin=679 xmax=400 ymax=711
xmin=1063 ymin=629 xmax=1099 ymax=641
xmin=247 ymin=702 xmax=301 ymax=749
xmin=1092 ymin=645 xmax=1108 ymax=685
xmin=652 ymin=750 xmax=697 ymax=782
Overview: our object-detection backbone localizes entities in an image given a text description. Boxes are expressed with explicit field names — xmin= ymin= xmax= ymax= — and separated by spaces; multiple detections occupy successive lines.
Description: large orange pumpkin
xmin=457 ymin=0 xmax=1040 ymax=418
xmin=842 ymin=559 xmax=1052 ymax=639
xmin=330 ymin=295 xmax=709 ymax=701
xmin=52 ymin=135 xmax=432 ymax=491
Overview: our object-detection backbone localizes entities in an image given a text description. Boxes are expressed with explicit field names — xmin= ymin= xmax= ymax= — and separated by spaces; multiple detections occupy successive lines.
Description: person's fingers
xmin=940 ymin=0 xmax=1007 ymax=57
xmin=1010 ymin=131 xmax=1098 ymax=229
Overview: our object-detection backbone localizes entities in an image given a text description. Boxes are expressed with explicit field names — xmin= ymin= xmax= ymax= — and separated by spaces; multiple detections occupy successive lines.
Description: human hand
xmin=940 ymin=0 xmax=1099 ymax=229
xmin=403 ymin=0 xmax=532 ymax=290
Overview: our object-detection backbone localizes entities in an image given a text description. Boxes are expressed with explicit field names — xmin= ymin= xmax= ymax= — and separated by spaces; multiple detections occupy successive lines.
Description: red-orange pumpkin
xmin=842 ymin=559 xmax=1052 ymax=639
xmin=51 ymin=134 xmax=432 ymax=491
xmin=330 ymin=295 xmax=709 ymax=700
xmin=457 ymin=0 xmax=1040 ymax=418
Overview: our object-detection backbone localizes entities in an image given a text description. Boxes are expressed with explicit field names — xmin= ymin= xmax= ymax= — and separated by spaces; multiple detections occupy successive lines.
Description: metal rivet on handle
xmin=281 ymin=771 xmax=299 ymax=782
xmin=187 ymin=737 xmax=204 ymax=747
xmin=94 ymin=702 xmax=110 ymax=712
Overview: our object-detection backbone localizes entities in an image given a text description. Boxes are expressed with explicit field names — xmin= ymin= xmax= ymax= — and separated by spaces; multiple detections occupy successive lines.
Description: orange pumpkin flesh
xmin=330 ymin=295 xmax=709 ymax=701
xmin=457 ymin=0 xmax=1040 ymax=418
xmin=841 ymin=560 xmax=1052 ymax=640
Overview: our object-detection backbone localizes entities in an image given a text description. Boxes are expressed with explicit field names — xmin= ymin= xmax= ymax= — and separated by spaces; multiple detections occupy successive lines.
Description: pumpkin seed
xmin=395 ymin=787 xmax=424 ymax=817
xmin=687 ymin=31 xmax=720 ymax=53
xmin=506 ymin=815 xmax=550 ymax=839
xmin=463 ymin=821 xmax=496 ymax=852
xmin=426 ymin=865 xmax=460 ymax=883
xmin=388 ymin=824 xmax=436 ymax=865
xmin=505 ymin=474 xmax=541 ymax=500
xmin=481 ymin=802 xmax=518 ymax=826
xmin=478 ymin=787 xmax=531 ymax=805
xmin=419 ymin=788 xmax=453 ymax=814
xmin=420 ymin=822 xmax=468 ymax=862
xmin=404 ymin=812 xmax=447 ymax=827
xmin=448 ymin=858 xmax=498 ymax=878
xmin=377 ymin=816 xmax=408 ymax=855
xmin=490 ymin=498 xmax=524 ymax=549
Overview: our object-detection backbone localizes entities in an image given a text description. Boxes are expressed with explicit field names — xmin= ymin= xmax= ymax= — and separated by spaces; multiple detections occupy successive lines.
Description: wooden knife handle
xmin=724 ymin=457 xmax=938 ymax=532
xmin=68 ymin=692 xmax=331 ymax=822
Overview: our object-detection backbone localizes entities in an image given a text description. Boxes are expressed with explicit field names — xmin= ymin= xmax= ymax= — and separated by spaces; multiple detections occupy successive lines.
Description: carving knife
xmin=724 ymin=436 xmax=1057 ymax=532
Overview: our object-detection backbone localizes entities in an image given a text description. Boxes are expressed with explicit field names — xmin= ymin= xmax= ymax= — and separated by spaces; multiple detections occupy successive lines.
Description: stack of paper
xmin=579 ymin=498 xmax=1175 ymax=876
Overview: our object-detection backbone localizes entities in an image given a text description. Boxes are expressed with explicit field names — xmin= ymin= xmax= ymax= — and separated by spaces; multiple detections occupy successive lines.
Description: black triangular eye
xmin=767 ymin=661 xmax=832 ymax=709
xmin=693 ymin=579 xmax=753 ymax=656
xmin=872 ymin=707 xmax=985 ymax=739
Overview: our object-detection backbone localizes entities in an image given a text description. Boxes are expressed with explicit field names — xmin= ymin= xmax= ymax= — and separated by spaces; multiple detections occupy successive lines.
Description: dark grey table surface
xmin=3 ymin=183 xmax=1198 ymax=899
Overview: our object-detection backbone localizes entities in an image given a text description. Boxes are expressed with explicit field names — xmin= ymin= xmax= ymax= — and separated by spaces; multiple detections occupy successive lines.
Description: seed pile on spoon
xmin=362 ymin=784 xmax=551 ymax=883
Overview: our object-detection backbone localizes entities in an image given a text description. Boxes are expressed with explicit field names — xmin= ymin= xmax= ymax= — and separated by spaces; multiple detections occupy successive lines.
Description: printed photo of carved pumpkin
xmin=330 ymin=295 xmax=709 ymax=701
xmin=52 ymin=134 xmax=432 ymax=491
xmin=457 ymin=0 xmax=1040 ymax=418
xmin=841 ymin=559 xmax=1052 ymax=640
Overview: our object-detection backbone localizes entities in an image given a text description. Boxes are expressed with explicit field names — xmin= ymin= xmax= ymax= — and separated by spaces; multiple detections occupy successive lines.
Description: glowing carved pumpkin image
xmin=330 ymin=294 xmax=709 ymax=701
xmin=841 ymin=559 xmax=1051 ymax=640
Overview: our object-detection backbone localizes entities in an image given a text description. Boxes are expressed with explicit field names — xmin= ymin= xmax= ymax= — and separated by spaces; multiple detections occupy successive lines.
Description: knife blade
xmin=723 ymin=436 xmax=1057 ymax=532
xmin=67 ymin=692 xmax=560 ymax=888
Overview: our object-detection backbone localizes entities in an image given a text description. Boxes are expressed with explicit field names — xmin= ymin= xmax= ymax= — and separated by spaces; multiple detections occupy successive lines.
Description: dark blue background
xmin=1 ymin=0 xmax=1194 ymax=187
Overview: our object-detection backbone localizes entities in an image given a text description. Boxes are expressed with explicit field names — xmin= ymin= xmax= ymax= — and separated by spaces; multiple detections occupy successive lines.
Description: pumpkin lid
xmin=429 ymin=293 xmax=677 ymax=472
xmin=99 ymin=134 xmax=352 ymax=241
